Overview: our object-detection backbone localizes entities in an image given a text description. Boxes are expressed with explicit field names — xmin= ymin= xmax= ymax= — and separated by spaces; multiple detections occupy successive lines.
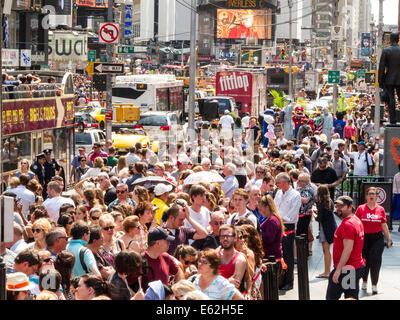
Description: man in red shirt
xmin=326 ymin=196 xmax=366 ymax=300
xmin=87 ymin=142 xmax=108 ymax=167
xmin=139 ymin=227 xmax=184 ymax=290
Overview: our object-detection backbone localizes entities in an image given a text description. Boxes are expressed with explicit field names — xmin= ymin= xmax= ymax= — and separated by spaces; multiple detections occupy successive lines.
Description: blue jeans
xmin=326 ymin=265 xmax=366 ymax=300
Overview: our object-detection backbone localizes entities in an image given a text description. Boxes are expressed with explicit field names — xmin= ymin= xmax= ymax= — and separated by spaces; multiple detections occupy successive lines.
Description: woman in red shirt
xmin=355 ymin=187 xmax=391 ymax=295
xmin=343 ymin=119 xmax=357 ymax=145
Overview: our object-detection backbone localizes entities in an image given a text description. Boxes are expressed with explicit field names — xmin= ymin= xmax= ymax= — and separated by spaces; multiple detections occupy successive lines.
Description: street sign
xmin=94 ymin=62 xmax=124 ymax=74
xmin=99 ymin=23 xmax=120 ymax=44
xmin=117 ymin=46 xmax=135 ymax=54
xmin=85 ymin=62 xmax=94 ymax=75
xmin=328 ymin=70 xmax=340 ymax=84
xmin=365 ymin=71 xmax=377 ymax=86
xmin=105 ymin=109 xmax=113 ymax=121
xmin=357 ymin=69 xmax=366 ymax=78
xmin=331 ymin=26 xmax=343 ymax=41
xmin=88 ymin=50 xmax=96 ymax=62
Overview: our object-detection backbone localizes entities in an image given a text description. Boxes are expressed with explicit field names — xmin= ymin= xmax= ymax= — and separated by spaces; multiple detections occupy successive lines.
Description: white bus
xmin=112 ymin=74 xmax=185 ymax=114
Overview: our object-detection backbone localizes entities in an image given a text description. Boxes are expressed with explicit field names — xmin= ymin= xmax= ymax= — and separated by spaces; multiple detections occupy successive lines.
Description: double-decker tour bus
xmin=112 ymin=74 xmax=185 ymax=114
xmin=1 ymin=70 xmax=75 ymax=187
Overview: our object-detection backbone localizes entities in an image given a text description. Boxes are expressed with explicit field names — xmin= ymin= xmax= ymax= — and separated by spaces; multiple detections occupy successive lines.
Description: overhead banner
xmin=361 ymin=33 xmax=371 ymax=56
xmin=216 ymin=9 xmax=272 ymax=39
xmin=48 ymin=32 xmax=88 ymax=61
xmin=226 ymin=0 xmax=263 ymax=9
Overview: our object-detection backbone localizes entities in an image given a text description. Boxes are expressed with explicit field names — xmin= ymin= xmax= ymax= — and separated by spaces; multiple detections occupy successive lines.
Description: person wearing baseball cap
xmin=70 ymin=146 xmax=86 ymax=184
xmin=139 ymin=227 xmax=183 ymax=290
xmin=152 ymin=183 xmax=173 ymax=225
xmin=327 ymin=195 xmax=366 ymax=300
xmin=344 ymin=140 xmax=374 ymax=176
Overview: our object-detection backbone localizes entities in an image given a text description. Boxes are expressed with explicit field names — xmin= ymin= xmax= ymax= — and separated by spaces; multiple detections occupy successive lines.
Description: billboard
xmin=216 ymin=9 xmax=272 ymax=39
xmin=226 ymin=0 xmax=263 ymax=9
xmin=361 ymin=33 xmax=371 ymax=56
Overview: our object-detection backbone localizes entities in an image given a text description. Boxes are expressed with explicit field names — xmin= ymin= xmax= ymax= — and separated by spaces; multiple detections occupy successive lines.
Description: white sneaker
xmin=372 ymin=285 xmax=378 ymax=295
xmin=361 ymin=282 xmax=367 ymax=290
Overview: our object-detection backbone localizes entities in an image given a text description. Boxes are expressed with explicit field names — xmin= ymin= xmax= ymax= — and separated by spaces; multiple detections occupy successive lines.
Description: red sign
xmin=216 ymin=71 xmax=253 ymax=113
xmin=105 ymin=109 xmax=113 ymax=121
xmin=99 ymin=23 xmax=119 ymax=44
xmin=2 ymin=97 xmax=75 ymax=135
xmin=198 ymin=55 xmax=214 ymax=62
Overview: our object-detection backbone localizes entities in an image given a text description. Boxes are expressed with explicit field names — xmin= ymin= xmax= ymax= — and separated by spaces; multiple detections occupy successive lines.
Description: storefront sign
xmin=48 ymin=32 xmax=88 ymax=61
xmin=226 ymin=0 xmax=263 ymax=9
xmin=2 ymin=49 xmax=19 ymax=66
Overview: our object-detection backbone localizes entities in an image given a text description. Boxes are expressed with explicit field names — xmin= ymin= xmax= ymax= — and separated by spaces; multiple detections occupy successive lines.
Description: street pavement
xmin=279 ymin=217 xmax=400 ymax=300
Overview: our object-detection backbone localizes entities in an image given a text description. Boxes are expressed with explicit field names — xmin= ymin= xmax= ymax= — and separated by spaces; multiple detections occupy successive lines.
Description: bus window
xmin=156 ymin=88 xmax=168 ymax=111
xmin=2 ymin=134 xmax=31 ymax=172
xmin=112 ymin=87 xmax=146 ymax=100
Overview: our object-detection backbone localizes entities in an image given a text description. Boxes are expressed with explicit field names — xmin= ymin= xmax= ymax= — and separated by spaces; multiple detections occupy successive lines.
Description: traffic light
xmin=249 ymin=50 xmax=253 ymax=62
xmin=281 ymin=48 xmax=286 ymax=60
xmin=371 ymin=54 xmax=376 ymax=65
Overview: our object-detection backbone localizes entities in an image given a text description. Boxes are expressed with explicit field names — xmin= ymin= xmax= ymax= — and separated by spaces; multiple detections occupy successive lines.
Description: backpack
xmin=79 ymin=247 xmax=89 ymax=274
xmin=335 ymin=121 xmax=343 ymax=133
xmin=230 ymin=211 xmax=261 ymax=235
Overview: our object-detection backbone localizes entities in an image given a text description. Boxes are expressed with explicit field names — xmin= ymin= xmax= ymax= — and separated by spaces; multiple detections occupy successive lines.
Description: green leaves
xmin=270 ymin=90 xmax=286 ymax=109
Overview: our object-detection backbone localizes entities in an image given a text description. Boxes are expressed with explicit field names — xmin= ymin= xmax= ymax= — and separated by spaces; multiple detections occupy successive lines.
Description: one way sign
xmin=94 ymin=63 xmax=124 ymax=74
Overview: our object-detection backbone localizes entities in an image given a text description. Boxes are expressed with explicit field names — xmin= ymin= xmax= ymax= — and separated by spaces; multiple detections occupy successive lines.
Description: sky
xmin=371 ymin=0 xmax=398 ymax=25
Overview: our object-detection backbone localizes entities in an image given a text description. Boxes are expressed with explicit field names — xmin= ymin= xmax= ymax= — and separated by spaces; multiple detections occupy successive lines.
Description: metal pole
xmin=332 ymin=0 xmax=339 ymax=115
xmin=288 ymin=0 xmax=293 ymax=101
xmin=188 ymin=0 xmax=197 ymax=143
xmin=105 ymin=0 xmax=114 ymax=141
xmin=374 ymin=0 xmax=383 ymax=134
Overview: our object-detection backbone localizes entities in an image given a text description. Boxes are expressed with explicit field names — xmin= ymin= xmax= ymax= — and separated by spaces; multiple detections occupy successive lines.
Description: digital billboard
xmin=216 ymin=9 xmax=272 ymax=39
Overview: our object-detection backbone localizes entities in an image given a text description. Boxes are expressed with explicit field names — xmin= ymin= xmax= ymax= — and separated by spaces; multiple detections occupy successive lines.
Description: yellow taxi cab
xmin=90 ymin=107 xmax=106 ymax=130
xmin=112 ymin=128 xmax=150 ymax=152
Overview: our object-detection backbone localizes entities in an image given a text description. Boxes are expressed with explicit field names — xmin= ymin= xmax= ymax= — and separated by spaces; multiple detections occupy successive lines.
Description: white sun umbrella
xmin=183 ymin=171 xmax=225 ymax=185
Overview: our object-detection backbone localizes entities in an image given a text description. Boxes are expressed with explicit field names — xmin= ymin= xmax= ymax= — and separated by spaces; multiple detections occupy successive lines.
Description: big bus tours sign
xmin=226 ymin=0 xmax=263 ymax=9
xmin=2 ymin=97 xmax=75 ymax=135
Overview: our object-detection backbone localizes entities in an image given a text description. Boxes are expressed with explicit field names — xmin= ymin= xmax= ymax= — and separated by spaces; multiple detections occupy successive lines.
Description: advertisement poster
xmin=216 ymin=9 xmax=272 ymax=39
xmin=361 ymin=33 xmax=371 ymax=56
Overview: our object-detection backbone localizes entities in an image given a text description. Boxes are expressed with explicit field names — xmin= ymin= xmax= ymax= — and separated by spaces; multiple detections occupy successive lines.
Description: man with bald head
xmin=192 ymin=211 xmax=225 ymax=250
xmin=6 ymin=223 xmax=28 ymax=254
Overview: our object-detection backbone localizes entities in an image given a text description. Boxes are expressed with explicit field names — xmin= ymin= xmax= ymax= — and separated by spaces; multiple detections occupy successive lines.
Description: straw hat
xmin=6 ymin=272 xmax=35 ymax=291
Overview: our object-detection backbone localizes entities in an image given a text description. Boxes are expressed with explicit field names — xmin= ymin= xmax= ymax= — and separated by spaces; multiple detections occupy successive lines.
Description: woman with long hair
xmin=27 ymin=218 xmax=52 ymax=250
xmin=15 ymin=159 xmax=36 ymax=180
xmin=94 ymin=187 xmax=107 ymax=212
xmin=174 ymin=245 xmax=198 ymax=279
xmin=74 ymin=205 xmax=89 ymax=223
xmin=133 ymin=201 xmax=157 ymax=251
xmin=99 ymin=214 xmax=125 ymax=267
xmin=356 ymin=187 xmax=392 ymax=294
xmin=54 ymin=250 xmax=76 ymax=300
xmin=132 ymin=185 xmax=149 ymax=204
xmin=81 ymin=157 xmax=104 ymax=180
xmin=75 ymin=274 xmax=111 ymax=300
xmin=83 ymin=188 xmax=101 ymax=211
xmin=119 ymin=215 xmax=143 ymax=253
xmin=234 ymin=226 xmax=254 ymax=297
xmin=315 ymin=185 xmax=337 ymax=279
xmin=111 ymin=155 xmax=127 ymax=177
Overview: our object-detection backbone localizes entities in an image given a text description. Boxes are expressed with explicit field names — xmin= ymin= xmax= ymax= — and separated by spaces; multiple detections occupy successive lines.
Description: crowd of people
xmin=0 ymin=90 xmax=394 ymax=301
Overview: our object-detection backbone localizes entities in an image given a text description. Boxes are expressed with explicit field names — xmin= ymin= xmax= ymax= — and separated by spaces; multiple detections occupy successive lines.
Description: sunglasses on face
xmin=91 ymin=216 xmax=100 ymax=221
xmin=116 ymin=190 xmax=127 ymax=194
xmin=43 ymin=258 xmax=52 ymax=263
xmin=32 ymin=228 xmax=42 ymax=233
xmin=220 ymin=235 xmax=234 ymax=239
xmin=58 ymin=236 xmax=69 ymax=241
xmin=103 ymin=226 xmax=115 ymax=231
xmin=67 ymin=221 xmax=73 ymax=225
xmin=239 ymin=235 xmax=248 ymax=240
xmin=80 ymin=159 xmax=87 ymax=162
xmin=183 ymin=259 xmax=197 ymax=265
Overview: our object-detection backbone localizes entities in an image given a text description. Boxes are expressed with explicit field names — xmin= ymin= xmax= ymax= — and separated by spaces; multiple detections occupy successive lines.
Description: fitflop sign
xmin=217 ymin=71 xmax=251 ymax=93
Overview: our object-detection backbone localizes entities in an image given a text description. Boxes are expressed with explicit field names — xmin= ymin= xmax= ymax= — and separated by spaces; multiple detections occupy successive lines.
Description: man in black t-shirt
xmin=97 ymin=172 xmax=117 ymax=206
xmin=311 ymin=157 xmax=340 ymax=200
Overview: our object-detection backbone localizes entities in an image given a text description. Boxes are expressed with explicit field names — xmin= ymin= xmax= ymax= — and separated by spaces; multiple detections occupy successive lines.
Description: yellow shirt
xmin=152 ymin=197 xmax=169 ymax=225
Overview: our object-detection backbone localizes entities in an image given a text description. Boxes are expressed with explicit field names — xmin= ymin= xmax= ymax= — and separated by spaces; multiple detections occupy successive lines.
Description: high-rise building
xmin=311 ymin=0 xmax=334 ymax=58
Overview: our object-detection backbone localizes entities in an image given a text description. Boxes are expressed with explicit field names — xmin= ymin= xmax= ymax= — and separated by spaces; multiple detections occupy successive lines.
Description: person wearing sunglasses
xmin=57 ymin=213 xmax=74 ymax=238
xmin=15 ymin=158 xmax=36 ymax=180
xmin=70 ymin=146 xmax=86 ymax=184
xmin=45 ymin=227 xmax=69 ymax=259
xmin=99 ymin=214 xmax=125 ymax=267
xmin=119 ymin=215 xmax=143 ymax=253
xmin=89 ymin=207 xmax=102 ymax=226
xmin=173 ymin=244 xmax=198 ymax=279
xmin=188 ymin=249 xmax=244 ymax=300
xmin=107 ymin=183 xmax=136 ymax=211
xmin=27 ymin=218 xmax=52 ymax=251
xmin=74 ymin=155 xmax=89 ymax=184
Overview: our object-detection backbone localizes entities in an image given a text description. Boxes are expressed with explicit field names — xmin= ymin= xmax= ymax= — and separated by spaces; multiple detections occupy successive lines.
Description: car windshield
xmin=137 ymin=115 xmax=168 ymax=126
xmin=76 ymin=132 xmax=93 ymax=144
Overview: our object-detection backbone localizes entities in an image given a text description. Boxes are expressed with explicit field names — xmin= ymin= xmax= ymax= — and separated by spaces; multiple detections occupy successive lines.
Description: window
xmin=112 ymin=87 xmax=146 ymax=100
xmin=2 ymin=133 xmax=31 ymax=172
xmin=137 ymin=115 xmax=168 ymax=126
xmin=76 ymin=132 xmax=93 ymax=145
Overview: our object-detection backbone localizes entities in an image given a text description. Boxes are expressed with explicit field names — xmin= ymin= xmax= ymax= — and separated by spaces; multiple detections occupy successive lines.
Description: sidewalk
xmin=279 ymin=218 xmax=400 ymax=300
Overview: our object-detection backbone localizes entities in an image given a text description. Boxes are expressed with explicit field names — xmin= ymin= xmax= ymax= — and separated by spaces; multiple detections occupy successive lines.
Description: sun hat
xmin=6 ymin=272 xmax=36 ymax=291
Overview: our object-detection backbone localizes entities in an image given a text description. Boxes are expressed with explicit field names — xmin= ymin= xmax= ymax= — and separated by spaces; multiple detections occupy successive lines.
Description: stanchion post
xmin=296 ymin=235 xmax=310 ymax=300
xmin=300 ymin=234 xmax=310 ymax=300
xmin=268 ymin=255 xmax=279 ymax=300
xmin=262 ymin=258 xmax=272 ymax=300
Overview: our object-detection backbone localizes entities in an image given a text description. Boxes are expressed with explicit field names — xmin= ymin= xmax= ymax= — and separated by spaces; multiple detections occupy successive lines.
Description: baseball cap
xmin=224 ymin=109 xmax=230 ymax=114
xmin=334 ymin=196 xmax=353 ymax=206
xmin=357 ymin=141 xmax=366 ymax=147
xmin=295 ymin=148 xmax=304 ymax=159
xmin=148 ymin=227 xmax=175 ymax=242
xmin=154 ymin=183 xmax=173 ymax=196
